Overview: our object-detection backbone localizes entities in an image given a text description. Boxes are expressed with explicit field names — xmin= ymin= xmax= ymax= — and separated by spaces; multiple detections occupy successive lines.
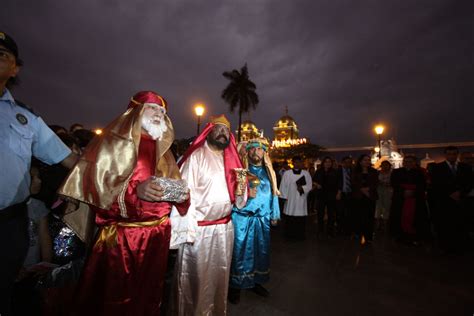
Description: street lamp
xmin=374 ymin=125 xmax=384 ymax=159
xmin=94 ymin=128 xmax=103 ymax=135
xmin=194 ymin=103 xmax=205 ymax=135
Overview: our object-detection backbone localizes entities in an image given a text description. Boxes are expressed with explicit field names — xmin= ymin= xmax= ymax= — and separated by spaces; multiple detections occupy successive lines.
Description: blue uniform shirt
xmin=0 ymin=89 xmax=71 ymax=209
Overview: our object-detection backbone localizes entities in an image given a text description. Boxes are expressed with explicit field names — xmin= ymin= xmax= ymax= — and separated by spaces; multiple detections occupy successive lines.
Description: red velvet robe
xmin=73 ymin=134 xmax=189 ymax=316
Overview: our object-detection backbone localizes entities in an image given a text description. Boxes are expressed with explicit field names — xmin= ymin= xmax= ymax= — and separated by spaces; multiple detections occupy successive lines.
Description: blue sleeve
xmin=32 ymin=116 xmax=71 ymax=165
xmin=270 ymin=195 xmax=280 ymax=220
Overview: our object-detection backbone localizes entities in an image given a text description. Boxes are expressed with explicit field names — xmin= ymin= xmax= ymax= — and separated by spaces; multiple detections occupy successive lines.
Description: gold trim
xmin=95 ymin=216 xmax=169 ymax=248
xmin=130 ymin=97 xmax=142 ymax=106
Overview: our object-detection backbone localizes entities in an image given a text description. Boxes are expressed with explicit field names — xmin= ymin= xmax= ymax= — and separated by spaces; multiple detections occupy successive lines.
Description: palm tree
xmin=221 ymin=64 xmax=259 ymax=142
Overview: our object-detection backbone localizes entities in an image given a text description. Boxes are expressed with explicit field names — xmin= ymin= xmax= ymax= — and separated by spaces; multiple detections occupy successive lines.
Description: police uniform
xmin=0 ymin=89 xmax=71 ymax=208
xmin=0 ymin=88 xmax=71 ymax=314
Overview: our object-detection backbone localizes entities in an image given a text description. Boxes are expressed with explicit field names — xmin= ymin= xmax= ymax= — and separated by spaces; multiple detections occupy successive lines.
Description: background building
xmin=273 ymin=107 xmax=299 ymax=143
xmin=236 ymin=120 xmax=261 ymax=141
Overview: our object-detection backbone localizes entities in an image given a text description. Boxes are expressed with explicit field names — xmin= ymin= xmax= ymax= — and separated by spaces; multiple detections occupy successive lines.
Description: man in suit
xmin=336 ymin=156 xmax=353 ymax=236
xmin=460 ymin=152 xmax=474 ymax=241
xmin=430 ymin=146 xmax=472 ymax=253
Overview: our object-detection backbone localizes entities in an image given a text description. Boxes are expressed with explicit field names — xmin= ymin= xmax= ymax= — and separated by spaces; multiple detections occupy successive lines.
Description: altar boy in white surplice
xmin=279 ymin=156 xmax=312 ymax=240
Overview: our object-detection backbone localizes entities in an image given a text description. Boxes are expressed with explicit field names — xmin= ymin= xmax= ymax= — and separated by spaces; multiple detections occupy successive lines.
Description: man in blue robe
xmin=228 ymin=137 xmax=280 ymax=304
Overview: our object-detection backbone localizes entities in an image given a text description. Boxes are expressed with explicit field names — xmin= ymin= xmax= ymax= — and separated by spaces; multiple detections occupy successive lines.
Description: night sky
xmin=2 ymin=0 xmax=473 ymax=147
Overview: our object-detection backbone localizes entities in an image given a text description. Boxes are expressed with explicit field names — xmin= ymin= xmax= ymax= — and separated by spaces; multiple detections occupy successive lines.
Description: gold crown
xmin=210 ymin=114 xmax=230 ymax=128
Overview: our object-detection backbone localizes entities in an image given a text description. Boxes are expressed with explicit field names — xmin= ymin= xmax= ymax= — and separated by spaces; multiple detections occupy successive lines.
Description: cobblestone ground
xmin=228 ymin=217 xmax=474 ymax=316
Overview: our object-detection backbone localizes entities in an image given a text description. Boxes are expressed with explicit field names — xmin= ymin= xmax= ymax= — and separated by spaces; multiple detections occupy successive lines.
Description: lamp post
xmin=194 ymin=104 xmax=205 ymax=135
xmin=374 ymin=125 xmax=384 ymax=159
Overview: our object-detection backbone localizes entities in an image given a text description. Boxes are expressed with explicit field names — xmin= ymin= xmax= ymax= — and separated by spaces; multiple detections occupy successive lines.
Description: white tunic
xmin=171 ymin=141 xmax=244 ymax=316
xmin=279 ymin=169 xmax=313 ymax=216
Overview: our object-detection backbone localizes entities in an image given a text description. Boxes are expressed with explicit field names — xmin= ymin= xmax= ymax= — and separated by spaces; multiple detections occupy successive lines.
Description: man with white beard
xmin=59 ymin=91 xmax=189 ymax=316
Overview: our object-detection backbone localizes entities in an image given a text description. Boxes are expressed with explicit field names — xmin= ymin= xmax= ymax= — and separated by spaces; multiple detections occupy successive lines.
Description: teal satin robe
xmin=230 ymin=164 xmax=280 ymax=289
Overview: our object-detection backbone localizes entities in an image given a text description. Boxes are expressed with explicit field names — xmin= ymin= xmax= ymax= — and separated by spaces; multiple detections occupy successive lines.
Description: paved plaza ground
xmin=228 ymin=216 xmax=474 ymax=316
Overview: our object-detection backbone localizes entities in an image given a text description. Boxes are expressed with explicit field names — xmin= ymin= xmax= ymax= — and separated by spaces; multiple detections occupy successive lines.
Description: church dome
xmin=241 ymin=120 xmax=258 ymax=133
xmin=273 ymin=107 xmax=299 ymax=142
xmin=274 ymin=115 xmax=297 ymax=129
xmin=237 ymin=120 xmax=260 ymax=141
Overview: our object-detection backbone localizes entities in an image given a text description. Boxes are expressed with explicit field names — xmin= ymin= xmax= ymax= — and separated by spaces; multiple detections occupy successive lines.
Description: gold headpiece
xmin=210 ymin=114 xmax=231 ymax=128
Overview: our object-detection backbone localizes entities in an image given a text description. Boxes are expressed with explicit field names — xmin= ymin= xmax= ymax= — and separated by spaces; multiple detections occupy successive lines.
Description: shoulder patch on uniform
xmin=16 ymin=113 xmax=28 ymax=125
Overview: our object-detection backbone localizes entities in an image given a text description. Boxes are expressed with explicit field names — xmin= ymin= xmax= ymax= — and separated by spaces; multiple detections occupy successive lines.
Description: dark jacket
xmin=430 ymin=161 xmax=472 ymax=199
xmin=312 ymin=168 xmax=340 ymax=200
xmin=351 ymin=167 xmax=379 ymax=200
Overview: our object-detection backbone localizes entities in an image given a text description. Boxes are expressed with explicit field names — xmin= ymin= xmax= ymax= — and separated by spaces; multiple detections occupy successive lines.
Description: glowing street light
xmin=374 ymin=125 xmax=384 ymax=136
xmin=374 ymin=125 xmax=384 ymax=159
xmin=94 ymin=128 xmax=103 ymax=135
xmin=194 ymin=103 xmax=205 ymax=135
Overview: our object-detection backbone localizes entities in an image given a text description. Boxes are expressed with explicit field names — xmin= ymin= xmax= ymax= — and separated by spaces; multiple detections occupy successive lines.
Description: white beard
xmin=141 ymin=115 xmax=168 ymax=140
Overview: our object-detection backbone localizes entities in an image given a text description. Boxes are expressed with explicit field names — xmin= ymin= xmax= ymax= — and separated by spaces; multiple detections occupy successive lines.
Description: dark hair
xmin=444 ymin=146 xmax=459 ymax=154
xmin=292 ymin=156 xmax=302 ymax=162
xmin=322 ymin=156 xmax=333 ymax=169
xmin=403 ymin=154 xmax=418 ymax=162
xmin=342 ymin=156 xmax=352 ymax=162
xmin=49 ymin=125 xmax=68 ymax=135
xmin=381 ymin=160 xmax=392 ymax=167
xmin=59 ymin=133 xmax=79 ymax=150
xmin=355 ymin=154 xmax=371 ymax=173
xmin=73 ymin=129 xmax=95 ymax=148
xmin=70 ymin=123 xmax=84 ymax=133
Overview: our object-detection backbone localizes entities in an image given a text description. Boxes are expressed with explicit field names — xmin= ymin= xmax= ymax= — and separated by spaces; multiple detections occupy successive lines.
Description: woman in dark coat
xmin=351 ymin=154 xmax=378 ymax=243
xmin=389 ymin=155 xmax=430 ymax=244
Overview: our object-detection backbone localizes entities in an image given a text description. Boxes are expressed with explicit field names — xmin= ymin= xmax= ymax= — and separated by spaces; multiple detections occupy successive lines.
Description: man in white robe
xmin=170 ymin=115 xmax=246 ymax=315
xmin=279 ymin=156 xmax=313 ymax=240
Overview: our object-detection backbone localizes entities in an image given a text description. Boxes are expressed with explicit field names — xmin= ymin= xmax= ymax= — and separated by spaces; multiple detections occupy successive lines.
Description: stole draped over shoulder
xmin=230 ymin=163 xmax=280 ymax=289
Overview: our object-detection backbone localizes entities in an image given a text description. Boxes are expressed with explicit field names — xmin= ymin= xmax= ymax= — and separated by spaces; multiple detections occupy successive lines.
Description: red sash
xmin=198 ymin=214 xmax=232 ymax=226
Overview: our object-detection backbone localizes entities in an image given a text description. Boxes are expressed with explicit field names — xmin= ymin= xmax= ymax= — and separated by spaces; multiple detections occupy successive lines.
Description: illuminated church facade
xmin=235 ymin=107 xmax=308 ymax=147
xmin=271 ymin=107 xmax=307 ymax=148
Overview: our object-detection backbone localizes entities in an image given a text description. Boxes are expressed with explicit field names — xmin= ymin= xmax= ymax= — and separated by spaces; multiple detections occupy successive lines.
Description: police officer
xmin=0 ymin=31 xmax=78 ymax=315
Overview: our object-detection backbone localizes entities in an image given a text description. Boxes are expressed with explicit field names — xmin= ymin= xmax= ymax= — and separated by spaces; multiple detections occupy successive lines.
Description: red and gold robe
xmin=73 ymin=134 xmax=189 ymax=316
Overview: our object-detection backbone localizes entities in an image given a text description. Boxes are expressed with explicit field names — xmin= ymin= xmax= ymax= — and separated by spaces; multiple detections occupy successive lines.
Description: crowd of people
xmin=2 ymin=30 xmax=474 ymax=316
xmin=272 ymin=150 xmax=474 ymax=254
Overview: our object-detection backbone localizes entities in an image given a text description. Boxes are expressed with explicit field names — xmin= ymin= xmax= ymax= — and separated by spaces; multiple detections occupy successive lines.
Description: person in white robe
xmin=279 ymin=156 xmax=313 ymax=240
xmin=170 ymin=115 xmax=246 ymax=316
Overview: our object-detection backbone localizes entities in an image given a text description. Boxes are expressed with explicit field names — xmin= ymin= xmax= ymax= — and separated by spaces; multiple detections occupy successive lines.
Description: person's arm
xmin=60 ymin=152 xmax=79 ymax=169
xmin=312 ymin=170 xmax=322 ymax=189
xmin=417 ymin=170 xmax=427 ymax=198
xmin=174 ymin=197 xmax=190 ymax=216
xmin=279 ymin=172 xmax=289 ymax=199
xmin=337 ymin=168 xmax=343 ymax=192
xmin=370 ymin=170 xmax=379 ymax=199
xmin=32 ymin=116 xmax=72 ymax=166
xmin=459 ymin=164 xmax=473 ymax=197
xmin=39 ymin=216 xmax=52 ymax=262
xmin=302 ymin=171 xmax=313 ymax=194
xmin=270 ymin=195 xmax=281 ymax=223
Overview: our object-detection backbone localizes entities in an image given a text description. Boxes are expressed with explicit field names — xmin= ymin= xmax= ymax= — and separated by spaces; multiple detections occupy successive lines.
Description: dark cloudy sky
xmin=2 ymin=0 xmax=473 ymax=147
